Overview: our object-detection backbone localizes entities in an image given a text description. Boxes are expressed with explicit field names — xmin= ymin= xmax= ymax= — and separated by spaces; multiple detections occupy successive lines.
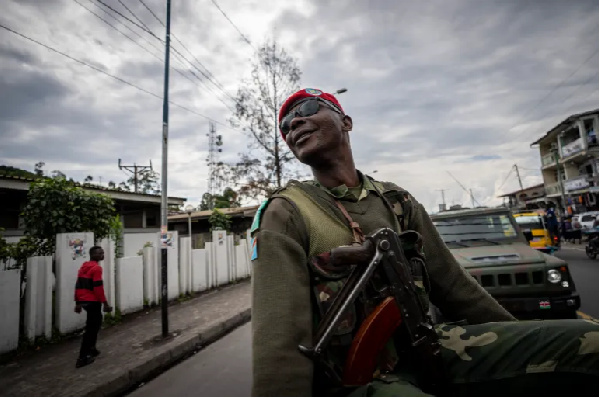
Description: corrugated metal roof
xmin=0 ymin=173 xmax=187 ymax=202
xmin=530 ymin=108 xmax=599 ymax=146
xmin=168 ymin=205 xmax=259 ymax=221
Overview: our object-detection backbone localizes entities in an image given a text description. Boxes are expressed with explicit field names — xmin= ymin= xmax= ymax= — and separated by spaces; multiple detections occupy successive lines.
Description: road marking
xmin=577 ymin=311 xmax=598 ymax=323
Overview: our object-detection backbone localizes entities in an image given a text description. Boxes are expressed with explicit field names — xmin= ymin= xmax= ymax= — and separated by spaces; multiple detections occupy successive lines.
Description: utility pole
xmin=118 ymin=159 xmax=153 ymax=193
xmin=159 ymin=0 xmax=171 ymax=339
xmin=513 ymin=164 xmax=524 ymax=191
xmin=554 ymin=151 xmax=567 ymax=215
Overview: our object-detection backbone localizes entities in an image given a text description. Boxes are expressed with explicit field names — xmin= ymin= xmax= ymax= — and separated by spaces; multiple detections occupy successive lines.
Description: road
xmin=129 ymin=248 xmax=597 ymax=396
xmin=554 ymin=247 xmax=598 ymax=318
xmin=129 ymin=322 xmax=252 ymax=397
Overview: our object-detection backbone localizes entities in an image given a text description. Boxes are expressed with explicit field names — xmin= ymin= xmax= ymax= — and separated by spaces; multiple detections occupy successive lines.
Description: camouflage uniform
xmin=251 ymin=171 xmax=599 ymax=397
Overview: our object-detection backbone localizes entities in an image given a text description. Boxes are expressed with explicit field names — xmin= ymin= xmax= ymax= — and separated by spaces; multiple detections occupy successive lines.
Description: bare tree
xmin=227 ymin=40 xmax=302 ymax=200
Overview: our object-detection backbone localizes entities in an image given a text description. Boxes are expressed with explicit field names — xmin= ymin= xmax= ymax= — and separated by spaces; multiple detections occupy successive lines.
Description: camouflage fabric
xmin=350 ymin=318 xmax=599 ymax=397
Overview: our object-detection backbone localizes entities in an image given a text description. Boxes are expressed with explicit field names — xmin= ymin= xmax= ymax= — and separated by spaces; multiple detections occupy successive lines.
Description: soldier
xmin=251 ymin=88 xmax=598 ymax=396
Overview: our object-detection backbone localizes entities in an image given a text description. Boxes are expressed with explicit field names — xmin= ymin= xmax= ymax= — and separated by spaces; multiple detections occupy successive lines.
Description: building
xmin=531 ymin=109 xmax=599 ymax=214
xmin=168 ymin=205 xmax=259 ymax=248
xmin=0 ymin=174 xmax=186 ymax=237
xmin=499 ymin=183 xmax=547 ymax=211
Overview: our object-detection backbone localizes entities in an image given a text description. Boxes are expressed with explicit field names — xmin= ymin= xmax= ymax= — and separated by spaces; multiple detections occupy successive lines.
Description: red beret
xmin=278 ymin=88 xmax=344 ymax=137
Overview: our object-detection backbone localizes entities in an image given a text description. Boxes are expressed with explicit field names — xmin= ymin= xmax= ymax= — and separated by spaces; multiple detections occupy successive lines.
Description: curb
xmin=87 ymin=308 xmax=252 ymax=397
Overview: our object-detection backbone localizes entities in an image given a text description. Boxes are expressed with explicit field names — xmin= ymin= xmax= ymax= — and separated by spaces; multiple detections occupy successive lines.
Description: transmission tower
xmin=206 ymin=122 xmax=223 ymax=206
xmin=118 ymin=159 xmax=153 ymax=193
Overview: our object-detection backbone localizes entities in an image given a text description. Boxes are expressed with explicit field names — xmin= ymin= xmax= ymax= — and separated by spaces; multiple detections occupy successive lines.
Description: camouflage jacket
xmin=251 ymin=171 xmax=515 ymax=397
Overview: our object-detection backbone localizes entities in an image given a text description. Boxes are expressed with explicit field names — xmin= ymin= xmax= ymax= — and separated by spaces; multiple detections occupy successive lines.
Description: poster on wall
xmin=160 ymin=226 xmax=173 ymax=248
xmin=67 ymin=235 xmax=88 ymax=260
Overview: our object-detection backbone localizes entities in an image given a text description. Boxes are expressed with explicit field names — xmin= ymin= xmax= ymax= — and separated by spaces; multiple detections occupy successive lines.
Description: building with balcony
xmin=531 ymin=109 xmax=599 ymax=215
xmin=499 ymin=183 xmax=547 ymax=211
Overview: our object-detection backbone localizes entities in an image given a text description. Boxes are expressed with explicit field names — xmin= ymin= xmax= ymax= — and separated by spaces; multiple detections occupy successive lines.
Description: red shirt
xmin=74 ymin=261 xmax=107 ymax=303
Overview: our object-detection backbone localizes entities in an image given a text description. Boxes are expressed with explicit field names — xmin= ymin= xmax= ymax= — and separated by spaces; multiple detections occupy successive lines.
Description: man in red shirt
xmin=74 ymin=245 xmax=113 ymax=368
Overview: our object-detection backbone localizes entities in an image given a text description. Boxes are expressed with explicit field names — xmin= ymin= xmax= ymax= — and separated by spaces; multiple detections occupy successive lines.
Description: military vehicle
xmin=431 ymin=207 xmax=580 ymax=319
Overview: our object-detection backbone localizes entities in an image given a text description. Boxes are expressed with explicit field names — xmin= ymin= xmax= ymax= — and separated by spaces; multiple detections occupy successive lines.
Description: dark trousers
xmin=78 ymin=302 xmax=102 ymax=359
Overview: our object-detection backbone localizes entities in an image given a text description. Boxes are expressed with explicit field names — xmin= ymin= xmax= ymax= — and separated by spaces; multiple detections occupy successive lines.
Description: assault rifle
xmin=298 ymin=227 xmax=446 ymax=393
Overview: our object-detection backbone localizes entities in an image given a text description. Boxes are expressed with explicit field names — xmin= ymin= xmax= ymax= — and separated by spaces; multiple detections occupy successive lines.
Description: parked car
xmin=431 ymin=207 xmax=580 ymax=320
xmin=572 ymin=211 xmax=599 ymax=230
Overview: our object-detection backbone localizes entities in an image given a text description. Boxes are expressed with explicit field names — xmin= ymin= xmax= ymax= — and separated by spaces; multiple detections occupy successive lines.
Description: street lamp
xmin=185 ymin=204 xmax=195 ymax=239
xmin=335 ymin=88 xmax=348 ymax=95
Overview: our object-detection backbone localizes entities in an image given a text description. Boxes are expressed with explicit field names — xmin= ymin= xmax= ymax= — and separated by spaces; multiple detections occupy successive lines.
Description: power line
xmin=508 ymin=48 xmax=599 ymax=132
xmin=139 ymin=0 xmax=227 ymax=94
xmin=138 ymin=0 xmax=164 ymax=27
xmin=137 ymin=0 xmax=235 ymax=101
xmin=116 ymin=0 xmax=152 ymax=33
xmin=86 ymin=0 xmax=163 ymax=55
xmin=0 ymin=22 xmax=234 ymax=128
xmin=93 ymin=0 xmax=236 ymax=110
xmin=73 ymin=0 xmax=162 ymax=61
xmin=210 ymin=0 xmax=254 ymax=48
xmin=73 ymin=0 xmax=213 ymax=91
xmin=498 ymin=167 xmax=514 ymax=191
xmin=95 ymin=0 xmax=161 ymax=40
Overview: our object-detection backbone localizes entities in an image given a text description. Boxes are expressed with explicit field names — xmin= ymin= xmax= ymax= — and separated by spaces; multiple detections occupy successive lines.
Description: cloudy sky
xmin=1 ymin=0 xmax=598 ymax=213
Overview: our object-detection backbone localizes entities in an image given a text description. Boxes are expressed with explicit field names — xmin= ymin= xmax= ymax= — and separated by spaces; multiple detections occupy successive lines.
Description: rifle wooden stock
xmin=342 ymin=296 xmax=402 ymax=386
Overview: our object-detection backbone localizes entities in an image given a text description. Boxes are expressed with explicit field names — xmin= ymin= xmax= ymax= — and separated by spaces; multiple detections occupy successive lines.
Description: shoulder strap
xmin=333 ymin=200 xmax=366 ymax=244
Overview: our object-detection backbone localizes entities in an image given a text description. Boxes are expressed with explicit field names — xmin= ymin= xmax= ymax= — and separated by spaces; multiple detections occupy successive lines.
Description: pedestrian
xmin=545 ymin=204 xmax=560 ymax=246
xmin=74 ymin=245 xmax=112 ymax=368
xmin=250 ymin=88 xmax=599 ymax=396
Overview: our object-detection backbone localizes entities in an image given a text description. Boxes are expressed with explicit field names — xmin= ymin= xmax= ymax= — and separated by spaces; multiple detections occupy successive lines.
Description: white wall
xmin=116 ymin=256 xmax=144 ymax=314
xmin=160 ymin=231 xmax=179 ymax=300
xmin=226 ymin=235 xmax=235 ymax=283
xmin=55 ymin=232 xmax=93 ymax=334
xmin=123 ymin=232 xmax=159 ymax=258
xmin=235 ymin=239 xmax=250 ymax=279
xmin=212 ymin=230 xmax=229 ymax=286
xmin=25 ymin=256 xmax=53 ymax=341
xmin=0 ymin=269 xmax=21 ymax=354
xmin=205 ymin=242 xmax=215 ymax=288
xmin=179 ymin=237 xmax=192 ymax=294
xmin=191 ymin=248 xmax=208 ymax=292
xmin=98 ymin=238 xmax=116 ymax=314
xmin=142 ymin=246 xmax=157 ymax=305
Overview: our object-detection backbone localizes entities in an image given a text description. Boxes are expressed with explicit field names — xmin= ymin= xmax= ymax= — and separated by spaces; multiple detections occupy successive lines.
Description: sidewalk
xmin=0 ymin=280 xmax=251 ymax=397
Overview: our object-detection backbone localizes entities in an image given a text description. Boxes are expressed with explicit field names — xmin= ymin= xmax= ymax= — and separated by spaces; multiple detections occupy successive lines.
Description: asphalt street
xmin=129 ymin=322 xmax=252 ymax=397
xmin=128 ymin=248 xmax=598 ymax=397
xmin=554 ymin=247 xmax=598 ymax=319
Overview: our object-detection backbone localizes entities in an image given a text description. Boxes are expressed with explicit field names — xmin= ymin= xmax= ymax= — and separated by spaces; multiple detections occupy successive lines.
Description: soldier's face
xmin=284 ymin=102 xmax=352 ymax=165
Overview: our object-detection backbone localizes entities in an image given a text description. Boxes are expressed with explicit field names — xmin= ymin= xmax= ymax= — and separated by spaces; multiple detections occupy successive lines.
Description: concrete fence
xmin=0 ymin=229 xmax=252 ymax=355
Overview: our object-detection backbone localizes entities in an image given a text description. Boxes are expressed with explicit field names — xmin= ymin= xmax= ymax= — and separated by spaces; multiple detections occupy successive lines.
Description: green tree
xmin=227 ymin=40 xmax=303 ymax=201
xmin=0 ymin=165 xmax=38 ymax=179
xmin=199 ymin=192 xmax=214 ymax=211
xmin=209 ymin=208 xmax=231 ymax=232
xmin=34 ymin=161 xmax=45 ymax=177
xmin=22 ymin=177 xmax=117 ymax=255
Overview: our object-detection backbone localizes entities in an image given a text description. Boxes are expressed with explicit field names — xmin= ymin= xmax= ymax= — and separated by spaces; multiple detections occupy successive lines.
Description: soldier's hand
xmin=74 ymin=305 xmax=82 ymax=314
xmin=103 ymin=304 xmax=113 ymax=313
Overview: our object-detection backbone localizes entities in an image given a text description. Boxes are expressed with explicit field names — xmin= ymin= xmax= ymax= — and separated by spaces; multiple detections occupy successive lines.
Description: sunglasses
xmin=280 ymin=98 xmax=343 ymax=136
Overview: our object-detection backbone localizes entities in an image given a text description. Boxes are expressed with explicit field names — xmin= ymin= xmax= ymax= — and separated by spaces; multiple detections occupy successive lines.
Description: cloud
xmin=0 ymin=0 xmax=597 ymax=212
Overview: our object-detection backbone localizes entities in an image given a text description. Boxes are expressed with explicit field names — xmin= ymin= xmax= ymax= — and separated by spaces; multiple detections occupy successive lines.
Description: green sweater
xmin=251 ymin=177 xmax=515 ymax=396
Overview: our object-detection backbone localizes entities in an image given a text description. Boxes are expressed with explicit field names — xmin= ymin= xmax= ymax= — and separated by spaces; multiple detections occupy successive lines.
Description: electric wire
xmin=0 ymin=23 xmax=234 ymax=128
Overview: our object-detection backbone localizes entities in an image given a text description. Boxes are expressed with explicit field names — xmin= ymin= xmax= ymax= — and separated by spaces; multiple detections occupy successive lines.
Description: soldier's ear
xmin=342 ymin=115 xmax=353 ymax=132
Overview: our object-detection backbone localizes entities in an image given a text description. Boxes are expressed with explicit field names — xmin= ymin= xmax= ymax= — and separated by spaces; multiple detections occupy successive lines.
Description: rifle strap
xmin=333 ymin=199 xmax=366 ymax=245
